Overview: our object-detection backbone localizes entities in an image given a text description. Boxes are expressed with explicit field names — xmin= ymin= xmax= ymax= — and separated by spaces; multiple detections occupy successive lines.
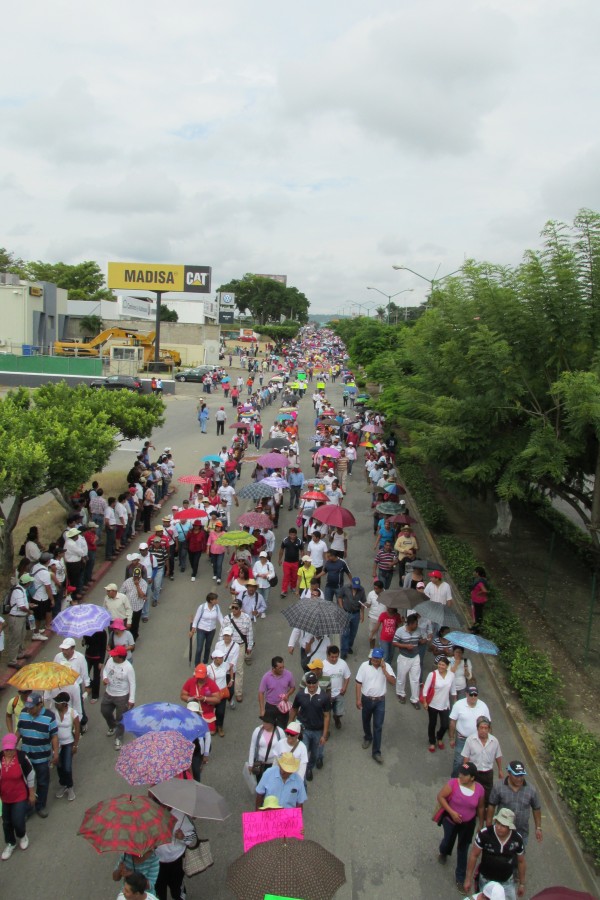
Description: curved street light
xmin=366 ymin=286 xmax=414 ymax=324
xmin=391 ymin=264 xmax=462 ymax=297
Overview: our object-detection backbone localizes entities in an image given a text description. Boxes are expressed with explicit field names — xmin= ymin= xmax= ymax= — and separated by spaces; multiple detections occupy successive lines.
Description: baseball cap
xmin=305 ymin=672 xmax=318 ymax=684
xmin=109 ymin=646 xmax=127 ymax=658
xmin=416 ymin=581 xmax=425 ymax=589
xmin=24 ymin=691 xmax=43 ymax=708
xmin=259 ymin=551 xmax=268 ymax=557
xmin=371 ymin=648 xmax=385 ymax=659
xmin=59 ymin=638 xmax=76 ymax=650
xmin=458 ymin=762 xmax=477 ymax=778
xmin=307 ymin=659 xmax=324 ymax=670
xmin=467 ymin=686 xmax=479 ymax=696
xmin=138 ymin=542 xmax=148 ymax=550
xmin=104 ymin=583 xmax=118 ymax=592
xmin=301 ymin=555 xmax=312 ymax=562
xmin=221 ymin=626 xmax=234 ymax=636
xmin=351 ymin=576 xmax=361 ymax=588
xmin=19 ymin=574 xmax=34 ymax=584
xmin=194 ymin=664 xmax=207 ymax=678
xmin=2 ymin=733 xmax=18 ymax=750
xmin=483 ymin=884 xmax=506 ymax=900
xmin=127 ymin=553 xmax=141 ymax=562
xmin=493 ymin=808 xmax=516 ymax=827
xmin=428 ymin=570 xmax=443 ymax=579
xmin=507 ymin=760 xmax=527 ymax=777
xmin=39 ymin=551 xmax=53 ymax=563
xmin=285 ymin=722 xmax=302 ymax=736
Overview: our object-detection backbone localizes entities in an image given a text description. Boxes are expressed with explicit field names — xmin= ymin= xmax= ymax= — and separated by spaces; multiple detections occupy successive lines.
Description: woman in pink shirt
xmin=436 ymin=761 xmax=485 ymax=890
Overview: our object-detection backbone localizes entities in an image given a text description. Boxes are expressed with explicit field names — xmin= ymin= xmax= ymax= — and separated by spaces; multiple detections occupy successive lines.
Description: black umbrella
xmin=263 ymin=437 xmax=290 ymax=449
xmin=238 ymin=482 xmax=276 ymax=500
xmin=281 ymin=599 xmax=350 ymax=639
xmin=227 ymin=838 xmax=346 ymax=900
xmin=379 ymin=588 xmax=423 ymax=609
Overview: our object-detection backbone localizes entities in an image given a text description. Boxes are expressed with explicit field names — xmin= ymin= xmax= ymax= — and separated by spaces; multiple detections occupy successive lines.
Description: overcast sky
xmin=2 ymin=0 xmax=598 ymax=313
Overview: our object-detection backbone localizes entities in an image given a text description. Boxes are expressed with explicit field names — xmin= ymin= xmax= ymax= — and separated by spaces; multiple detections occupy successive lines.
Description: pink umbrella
xmin=178 ymin=474 xmax=204 ymax=484
xmin=258 ymin=453 xmax=290 ymax=468
xmin=312 ymin=505 xmax=356 ymax=527
xmin=173 ymin=508 xmax=207 ymax=520
xmin=238 ymin=512 xmax=274 ymax=530
xmin=360 ymin=423 xmax=383 ymax=434
xmin=316 ymin=447 xmax=340 ymax=458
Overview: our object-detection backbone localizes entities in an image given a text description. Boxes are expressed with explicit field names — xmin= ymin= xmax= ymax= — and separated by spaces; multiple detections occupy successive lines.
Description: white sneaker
xmin=216 ymin=579 xmax=221 ymax=584
xmin=191 ymin=576 xmax=196 ymax=582
xmin=67 ymin=788 xmax=76 ymax=801
xmin=31 ymin=634 xmax=45 ymax=641
xmin=19 ymin=835 xmax=29 ymax=851
xmin=106 ymin=728 xmax=115 ymax=736
xmin=1 ymin=844 xmax=16 ymax=860
xmin=55 ymin=786 xmax=67 ymax=799
xmin=37 ymin=634 xmax=48 ymax=641
xmin=260 ymin=613 xmax=266 ymax=618
xmin=212 ymin=575 xmax=217 ymax=580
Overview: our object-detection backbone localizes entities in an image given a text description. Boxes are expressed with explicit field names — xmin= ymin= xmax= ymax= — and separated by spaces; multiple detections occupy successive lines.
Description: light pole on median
xmin=350 ymin=301 xmax=377 ymax=317
xmin=391 ymin=264 xmax=462 ymax=306
xmin=366 ymin=286 xmax=414 ymax=324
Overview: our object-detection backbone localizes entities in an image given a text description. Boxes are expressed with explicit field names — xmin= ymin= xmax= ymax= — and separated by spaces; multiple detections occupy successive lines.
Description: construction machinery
xmin=54 ymin=327 xmax=181 ymax=367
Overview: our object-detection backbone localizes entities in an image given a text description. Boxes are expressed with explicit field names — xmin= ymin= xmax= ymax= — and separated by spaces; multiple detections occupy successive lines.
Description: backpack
xmin=3 ymin=585 xmax=19 ymax=615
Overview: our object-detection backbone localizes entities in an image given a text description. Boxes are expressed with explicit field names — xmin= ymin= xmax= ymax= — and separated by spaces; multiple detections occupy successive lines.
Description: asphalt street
xmin=1 ymin=376 xmax=589 ymax=900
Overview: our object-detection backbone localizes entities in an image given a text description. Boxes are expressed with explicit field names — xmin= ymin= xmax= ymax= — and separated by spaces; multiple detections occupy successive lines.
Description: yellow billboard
xmin=108 ymin=262 xmax=211 ymax=293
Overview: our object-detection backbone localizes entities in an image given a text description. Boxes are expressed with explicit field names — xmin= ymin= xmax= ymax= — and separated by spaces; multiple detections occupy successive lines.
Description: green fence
xmin=0 ymin=354 xmax=102 ymax=376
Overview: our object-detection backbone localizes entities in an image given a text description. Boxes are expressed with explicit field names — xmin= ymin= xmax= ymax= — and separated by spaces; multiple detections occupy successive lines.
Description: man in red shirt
xmin=180 ymin=664 xmax=222 ymax=733
xmin=370 ymin=607 xmax=403 ymax=666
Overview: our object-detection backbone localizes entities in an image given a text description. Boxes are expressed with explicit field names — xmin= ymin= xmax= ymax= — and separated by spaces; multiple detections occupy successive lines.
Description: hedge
xmin=399 ymin=460 xmax=449 ymax=532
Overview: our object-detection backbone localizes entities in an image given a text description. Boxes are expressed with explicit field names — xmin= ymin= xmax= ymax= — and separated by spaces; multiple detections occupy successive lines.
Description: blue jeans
xmin=152 ymin=567 xmax=165 ymax=602
xmin=323 ymin=585 xmax=339 ymax=603
xmin=440 ymin=816 xmax=477 ymax=883
xmin=341 ymin=611 xmax=360 ymax=656
xmin=32 ymin=761 xmax=50 ymax=811
xmin=57 ymin=743 xmax=74 ymax=788
xmin=178 ymin=543 xmax=188 ymax=572
xmin=195 ymin=629 xmax=216 ymax=666
xmin=378 ymin=568 xmax=393 ymax=589
xmin=2 ymin=799 xmax=28 ymax=845
xmin=211 ymin=553 xmax=224 ymax=580
xmin=302 ymin=728 xmax=324 ymax=773
xmin=361 ymin=695 xmax=385 ymax=757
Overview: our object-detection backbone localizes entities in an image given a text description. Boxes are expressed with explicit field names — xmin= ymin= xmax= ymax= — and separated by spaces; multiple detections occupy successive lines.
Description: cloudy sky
xmin=2 ymin=0 xmax=599 ymax=313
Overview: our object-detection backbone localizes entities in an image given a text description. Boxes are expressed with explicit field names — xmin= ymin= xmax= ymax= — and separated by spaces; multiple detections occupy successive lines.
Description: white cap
xmin=48 ymin=559 xmax=59 ymax=568
xmin=221 ymin=627 xmax=234 ymax=636
xmin=483 ymin=885 xmax=506 ymax=900
xmin=127 ymin=553 xmax=141 ymax=562
xmin=259 ymin=550 xmax=268 ymax=557
xmin=138 ymin=542 xmax=148 ymax=550
xmin=59 ymin=638 xmax=76 ymax=650
xmin=104 ymin=583 xmax=118 ymax=592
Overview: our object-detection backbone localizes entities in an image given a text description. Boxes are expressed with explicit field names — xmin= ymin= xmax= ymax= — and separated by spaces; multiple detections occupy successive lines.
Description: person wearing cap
xmin=322 ymin=646 xmax=351 ymax=730
xmin=394 ymin=524 xmax=419 ymax=583
xmin=297 ymin=555 xmax=317 ymax=594
xmin=5 ymin=574 xmax=33 ymax=668
xmin=101 ymin=646 xmax=136 ymax=751
xmin=16 ymin=692 xmax=58 ymax=817
xmin=0 ymin=731 xmax=35 ymax=859
xmin=207 ymin=649 xmax=231 ymax=737
xmin=425 ymin=569 xmax=453 ymax=608
xmin=289 ymin=672 xmax=331 ymax=781
xmin=436 ymin=761 xmax=485 ymax=890
xmin=355 ymin=648 xmax=396 ymax=764
xmin=273 ymin=721 xmax=308 ymax=780
xmin=53 ymin=637 xmax=91 ymax=731
xmin=467 ymin=883 xmax=506 ymax=900
xmin=119 ymin=567 xmax=148 ymax=641
xmin=462 ymin=716 xmax=503 ymax=805
xmin=247 ymin=711 xmax=286 ymax=783
xmin=104 ymin=584 xmax=133 ymax=629
xmin=465 ymin=808 xmax=526 ymax=900
xmin=258 ymin=656 xmax=296 ymax=729
xmin=449 ymin=688 xmax=491 ymax=777
xmin=180 ymin=664 xmax=221 ymax=734
xmin=255 ymin=751 xmax=307 ymax=810
xmin=219 ymin=602 xmax=254 ymax=702
xmin=186 ymin=701 xmax=212 ymax=781
xmin=29 ymin=552 xmax=55 ymax=641
xmin=212 ymin=627 xmax=240 ymax=709
xmin=191 ymin=593 xmax=223 ymax=666
xmin=109 ymin=619 xmax=136 ymax=662
xmin=338 ymin=576 xmax=365 ymax=659
xmin=487 ymin=761 xmax=543 ymax=848
xmin=52 ymin=691 xmax=80 ymax=802
xmin=252 ymin=550 xmax=276 ymax=606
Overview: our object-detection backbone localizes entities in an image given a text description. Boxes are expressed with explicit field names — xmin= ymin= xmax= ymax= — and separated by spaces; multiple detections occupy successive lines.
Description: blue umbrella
xmin=122 ymin=702 xmax=208 ymax=740
xmin=445 ymin=632 xmax=499 ymax=656
xmin=51 ymin=604 xmax=111 ymax=638
xmin=200 ymin=454 xmax=222 ymax=463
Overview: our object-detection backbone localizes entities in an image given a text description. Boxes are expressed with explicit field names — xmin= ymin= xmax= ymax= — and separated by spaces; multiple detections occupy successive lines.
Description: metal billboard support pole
xmin=154 ymin=291 xmax=163 ymax=364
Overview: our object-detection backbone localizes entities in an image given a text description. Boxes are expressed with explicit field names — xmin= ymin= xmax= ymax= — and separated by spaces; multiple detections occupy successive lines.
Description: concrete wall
xmin=0 ymin=371 xmax=175 ymax=394
xmin=0 ymin=281 xmax=69 ymax=351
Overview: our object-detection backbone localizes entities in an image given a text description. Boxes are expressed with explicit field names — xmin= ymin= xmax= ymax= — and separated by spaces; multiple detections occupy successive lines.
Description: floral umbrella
xmin=8 ymin=661 xmax=80 ymax=691
xmin=115 ymin=730 xmax=194 ymax=786
xmin=78 ymin=794 xmax=174 ymax=855
xmin=262 ymin=476 xmax=290 ymax=490
xmin=237 ymin=512 xmax=274 ymax=530
xmin=177 ymin=474 xmax=204 ymax=484
xmin=52 ymin=604 xmax=111 ymax=638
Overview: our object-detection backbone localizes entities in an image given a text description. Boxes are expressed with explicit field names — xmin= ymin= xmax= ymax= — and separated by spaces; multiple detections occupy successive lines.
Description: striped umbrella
xmin=78 ymin=794 xmax=174 ymax=855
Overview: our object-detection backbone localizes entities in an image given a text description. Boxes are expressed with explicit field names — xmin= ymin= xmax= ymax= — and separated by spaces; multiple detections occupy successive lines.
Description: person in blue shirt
xmin=374 ymin=516 xmax=395 ymax=550
xmin=255 ymin=753 xmax=307 ymax=809
xmin=16 ymin=692 xmax=58 ymax=817
xmin=287 ymin=467 xmax=305 ymax=510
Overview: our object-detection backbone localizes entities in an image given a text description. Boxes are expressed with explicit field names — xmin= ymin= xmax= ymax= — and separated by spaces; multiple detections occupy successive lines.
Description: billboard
xmin=108 ymin=262 xmax=211 ymax=293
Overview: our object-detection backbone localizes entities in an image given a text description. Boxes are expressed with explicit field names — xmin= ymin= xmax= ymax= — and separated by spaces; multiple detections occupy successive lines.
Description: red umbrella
xmin=301 ymin=490 xmax=329 ymax=502
xmin=229 ymin=422 xmax=251 ymax=429
xmin=388 ymin=513 xmax=417 ymax=525
xmin=78 ymin=794 xmax=174 ymax=855
xmin=531 ymin=891 xmax=596 ymax=900
xmin=238 ymin=512 xmax=274 ymax=530
xmin=173 ymin=508 xmax=207 ymax=521
xmin=178 ymin=474 xmax=204 ymax=484
xmin=312 ymin=505 xmax=356 ymax=528
xmin=258 ymin=453 xmax=290 ymax=468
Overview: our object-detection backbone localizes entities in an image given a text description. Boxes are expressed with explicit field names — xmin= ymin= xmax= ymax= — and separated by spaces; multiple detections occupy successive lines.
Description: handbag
xmin=183 ymin=833 xmax=213 ymax=877
xmin=419 ymin=671 xmax=436 ymax=706
xmin=432 ymin=801 xmax=446 ymax=825
xmin=269 ymin=572 xmax=279 ymax=587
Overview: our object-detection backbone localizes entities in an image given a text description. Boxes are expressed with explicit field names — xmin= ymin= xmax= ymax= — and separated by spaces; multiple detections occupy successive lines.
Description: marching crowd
xmin=0 ymin=327 xmax=549 ymax=900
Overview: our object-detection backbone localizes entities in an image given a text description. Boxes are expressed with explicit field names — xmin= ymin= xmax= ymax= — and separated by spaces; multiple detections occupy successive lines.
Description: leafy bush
xmin=509 ymin=647 xmax=563 ymax=718
xmin=400 ymin=461 xmax=449 ymax=531
xmin=544 ymin=716 xmax=600 ymax=865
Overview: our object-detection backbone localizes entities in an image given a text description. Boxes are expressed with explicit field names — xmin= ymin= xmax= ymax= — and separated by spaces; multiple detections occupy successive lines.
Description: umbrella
xmin=200 ymin=454 xmax=222 ymax=463
xmin=354 ymin=398 xmax=368 ymax=405
xmin=8 ymin=661 xmax=80 ymax=691
xmin=361 ymin=423 xmax=383 ymax=433
xmin=414 ymin=601 xmax=462 ymax=629
xmin=51 ymin=604 xmax=111 ymax=638
xmin=276 ymin=413 xmax=294 ymax=421
xmin=359 ymin=441 xmax=374 ymax=448
xmin=411 ymin=559 xmax=447 ymax=572
xmin=382 ymin=482 xmax=406 ymax=495
xmin=78 ymin=794 xmax=174 ymax=856
xmin=178 ymin=474 xmax=204 ymax=485
xmin=237 ymin=511 xmax=274 ymax=530
xmin=238 ymin=482 xmax=275 ymax=500
xmin=375 ymin=502 xmax=405 ymax=516
xmin=215 ymin=530 xmax=257 ymax=547
xmin=279 ymin=407 xmax=298 ymax=413
xmin=379 ymin=588 xmax=424 ymax=608
xmin=301 ymin=490 xmax=329 ymax=502
xmin=281 ymin=598 xmax=350 ymax=639
xmin=445 ymin=632 xmax=499 ymax=655
xmin=229 ymin=422 xmax=250 ymax=430
xmin=388 ymin=514 xmax=417 ymax=525
xmin=262 ymin=437 xmax=290 ymax=449
xmin=311 ymin=505 xmax=356 ymax=528
xmin=258 ymin=453 xmax=290 ymax=468
xmin=227 ymin=838 xmax=346 ymax=900
xmin=316 ymin=447 xmax=340 ymax=458
xmin=263 ymin=475 xmax=290 ymax=489
xmin=116 ymin=731 xmax=194 ymax=786
xmin=173 ymin=508 xmax=207 ymax=521
xmin=122 ymin=702 xmax=209 ymax=740
xmin=150 ymin=779 xmax=231 ymax=821
xmin=531 ymin=890 xmax=597 ymax=900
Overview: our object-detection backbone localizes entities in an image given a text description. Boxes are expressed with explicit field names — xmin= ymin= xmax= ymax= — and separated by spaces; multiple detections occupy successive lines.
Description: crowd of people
xmin=0 ymin=327 xmax=551 ymax=900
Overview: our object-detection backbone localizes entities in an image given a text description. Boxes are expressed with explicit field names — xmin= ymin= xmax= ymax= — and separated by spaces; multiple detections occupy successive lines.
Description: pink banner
xmin=242 ymin=808 xmax=304 ymax=853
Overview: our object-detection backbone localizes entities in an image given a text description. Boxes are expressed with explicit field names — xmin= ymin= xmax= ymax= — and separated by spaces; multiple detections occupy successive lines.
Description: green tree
xmin=159 ymin=305 xmax=178 ymax=322
xmin=0 ymin=248 xmax=27 ymax=278
xmin=25 ymin=260 xmax=115 ymax=302
xmin=217 ymin=275 xmax=310 ymax=325
xmin=79 ymin=315 xmax=103 ymax=337
xmin=0 ymin=384 xmax=164 ymax=575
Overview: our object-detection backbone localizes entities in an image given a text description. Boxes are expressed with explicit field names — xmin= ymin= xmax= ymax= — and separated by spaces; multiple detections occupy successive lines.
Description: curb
xmin=0 ymin=488 xmax=177 ymax=691
xmin=403 ymin=480 xmax=599 ymax=890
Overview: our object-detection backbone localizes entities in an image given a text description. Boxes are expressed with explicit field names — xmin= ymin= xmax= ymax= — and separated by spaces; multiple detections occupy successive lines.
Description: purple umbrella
xmin=263 ymin=476 xmax=290 ymax=489
xmin=257 ymin=453 xmax=290 ymax=469
xmin=52 ymin=604 xmax=111 ymax=638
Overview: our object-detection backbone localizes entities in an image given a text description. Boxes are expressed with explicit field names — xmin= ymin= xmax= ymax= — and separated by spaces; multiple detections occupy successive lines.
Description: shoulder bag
xmin=419 ymin=671 xmax=436 ymax=706
xmin=251 ymin=726 xmax=277 ymax=779
xmin=183 ymin=825 xmax=213 ymax=877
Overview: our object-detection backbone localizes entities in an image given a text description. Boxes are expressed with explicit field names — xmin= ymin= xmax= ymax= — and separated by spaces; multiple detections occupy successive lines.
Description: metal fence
xmin=0 ymin=353 xmax=102 ymax=376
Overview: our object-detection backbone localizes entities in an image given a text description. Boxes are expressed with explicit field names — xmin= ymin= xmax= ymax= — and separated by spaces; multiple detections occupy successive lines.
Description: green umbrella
xmin=215 ymin=530 xmax=257 ymax=547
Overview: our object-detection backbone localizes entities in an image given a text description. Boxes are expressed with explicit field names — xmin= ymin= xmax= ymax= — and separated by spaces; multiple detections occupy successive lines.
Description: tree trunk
xmin=0 ymin=496 xmax=24 ymax=578
xmin=490 ymin=499 xmax=513 ymax=537
xmin=51 ymin=487 xmax=75 ymax=514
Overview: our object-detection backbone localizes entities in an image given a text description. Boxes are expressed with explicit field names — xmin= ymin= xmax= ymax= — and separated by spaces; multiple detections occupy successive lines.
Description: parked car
xmin=89 ymin=375 xmax=142 ymax=392
xmin=175 ymin=366 xmax=220 ymax=382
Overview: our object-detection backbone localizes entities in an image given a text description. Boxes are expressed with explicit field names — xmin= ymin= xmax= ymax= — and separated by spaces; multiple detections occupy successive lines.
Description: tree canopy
xmin=217 ymin=274 xmax=310 ymax=325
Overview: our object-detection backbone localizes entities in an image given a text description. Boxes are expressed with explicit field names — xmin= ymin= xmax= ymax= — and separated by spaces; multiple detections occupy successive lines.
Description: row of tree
xmin=217 ymin=274 xmax=310 ymax=325
xmin=0 ymin=383 xmax=164 ymax=576
xmin=334 ymin=209 xmax=600 ymax=548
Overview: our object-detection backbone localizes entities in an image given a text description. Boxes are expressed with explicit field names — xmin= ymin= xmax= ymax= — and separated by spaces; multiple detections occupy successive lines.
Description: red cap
xmin=428 ymin=570 xmax=443 ymax=579
xmin=109 ymin=646 xmax=127 ymax=658
xmin=194 ymin=664 xmax=207 ymax=678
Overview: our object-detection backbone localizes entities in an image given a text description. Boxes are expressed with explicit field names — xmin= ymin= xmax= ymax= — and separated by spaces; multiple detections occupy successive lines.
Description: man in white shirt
xmin=449 ymin=687 xmax=491 ymax=776
xmin=424 ymin=570 xmax=453 ymax=606
xmin=104 ymin=584 xmax=133 ymax=628
xmin=355 ymin=648 xmax=396 ymax=765
xmin=307 ymin=532 xmax=328 ymax=573
xmin=54 ymin=637 xmax=91 ymax=730
xmin=217 ymin=481 xmax=238 ymax=527
xmin=323 ymin=645 xmax=351 ymax=730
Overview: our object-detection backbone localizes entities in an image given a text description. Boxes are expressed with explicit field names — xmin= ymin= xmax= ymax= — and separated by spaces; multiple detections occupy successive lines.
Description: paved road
xmin=1 ymin=379 xmax=589 ymax=899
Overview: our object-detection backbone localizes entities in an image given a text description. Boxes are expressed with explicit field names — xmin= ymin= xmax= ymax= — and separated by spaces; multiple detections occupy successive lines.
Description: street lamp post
xmin=366 ymin=287 xmax=414 ymax=324
xmin=391 ymin=264 xmax=462 ymax=302
xmin=350 ymin=301 xmax=377 ymax=317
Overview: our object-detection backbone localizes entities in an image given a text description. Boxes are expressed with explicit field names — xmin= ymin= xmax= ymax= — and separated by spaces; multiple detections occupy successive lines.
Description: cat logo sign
xmin=108 ymin=263 xmax=211 ymax=294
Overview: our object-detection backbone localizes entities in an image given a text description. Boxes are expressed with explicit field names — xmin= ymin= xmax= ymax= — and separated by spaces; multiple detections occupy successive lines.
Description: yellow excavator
xmin=54 ymin=327 xmax=181 ymax=367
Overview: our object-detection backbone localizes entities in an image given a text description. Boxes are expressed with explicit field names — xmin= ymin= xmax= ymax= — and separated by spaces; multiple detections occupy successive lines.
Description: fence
xmin=0 ymin=353 xmax=102 ymax=376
